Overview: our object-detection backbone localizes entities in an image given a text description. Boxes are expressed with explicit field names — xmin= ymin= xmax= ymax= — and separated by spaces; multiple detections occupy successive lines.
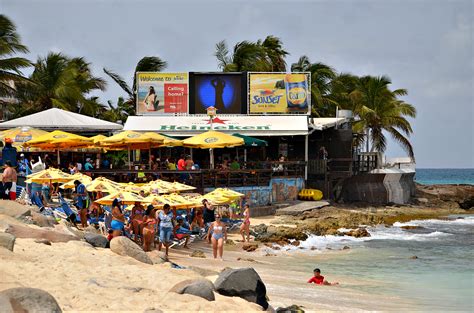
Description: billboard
xmin=136 ymin=72 xmax=188 ymax=114
xmin=189 ymin=73 xmax=246 ymax=114
xmin=248 ymin=72 xmax=311 ymax=114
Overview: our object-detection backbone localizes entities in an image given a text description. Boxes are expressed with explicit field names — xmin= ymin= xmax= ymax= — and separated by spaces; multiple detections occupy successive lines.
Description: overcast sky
xmin=3 ymin=0 xmax=473 ymax=168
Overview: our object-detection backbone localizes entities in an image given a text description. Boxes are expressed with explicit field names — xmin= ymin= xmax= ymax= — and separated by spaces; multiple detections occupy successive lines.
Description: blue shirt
xmin=84 ymin=162 xmax=94 ymax=170
xmin=159 ymin=211 xmax=173 ymax=228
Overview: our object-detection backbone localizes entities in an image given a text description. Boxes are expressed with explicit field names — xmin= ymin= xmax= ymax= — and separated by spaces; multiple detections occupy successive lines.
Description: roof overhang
xmin=309 ymin=117 xmax=348 ymax=130
xmin=124 ymin=115 xmax=309 ymax=136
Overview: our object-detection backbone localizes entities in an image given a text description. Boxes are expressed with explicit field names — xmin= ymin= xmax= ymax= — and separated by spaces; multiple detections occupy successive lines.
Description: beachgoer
xmin=202 ymin=199 xmax=215 ymax=226
xmin=131 ymin=201 xmax=145 ymax=243
xmin=167 ymin=158 xmax=177 ymax=170
xmin=74 ymin=180 xmax=89 ymax=228
xmin=318 ymin=146 xmax=328 ymax=160
xmin=185 ymin=155 xmax=194 ymax=170
xmin=177 ymin=154 xmax=186 ymax=171
xmin=207 ymin=213 xmax=227 ymax=260
xmin=239 ymin=204 xmax=251 ymax=242
xmin=308 ymin=268 xmax=339 ymax=286
xmin=111 ymin=198 xmax=125 ymax=238
xmin=158 ymin=204 xmax=174 ymax=256
xmin=142 ymin=205 xmax=157 ymax=252
xmin=18 ymin=154 xmax=31 ymax=176
xmin=2 ymin=161 xmax=17 ymax=200
xmin=106 ymin=229 xmax=113 ymax=242
xmin=84 ymin=158 xmax=94 ymax=171
xmin=174 ymin=216 xmax=192 ymax=248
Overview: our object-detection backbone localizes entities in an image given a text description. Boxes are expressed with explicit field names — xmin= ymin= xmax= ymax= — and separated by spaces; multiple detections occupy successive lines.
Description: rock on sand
xmin=84 ymin=233 xmax=108 ymax=248
xmin=5 ymin=224 xmax=79 ymax=243
xmin=0 ymin=287 xmax=62 ymax=313
xmin=0 ymin=232 xmax=15 ymax=251
xmin=169 ymin=278 xmax=215 ymax=301
xmin=0 ymin=201 xmax=31 ymax=218
xmin=110 ymin=236 xmax=153 ymax=264
xmin=214 ymin=267 xmax=269 ymax=309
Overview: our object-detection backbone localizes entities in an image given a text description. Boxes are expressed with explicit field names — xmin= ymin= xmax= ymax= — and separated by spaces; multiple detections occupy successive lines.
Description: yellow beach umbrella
xmin=59 ymin=173 xmax=93 ymax=189
xmin=23 ymin=130 xmax=93 ymax=164
xmin=95 ymin=191 xmax=147 ymax=205
xmin=145 ymin=179 xmax=175 ymax=194
xmin=90 ymin=134 xmax=107 ymax=143
xmin=143 ymin=132 xmax=183 ymax=147
xmin=86 ymin=177 xmax=122 ymax=193
xmin=99 ymin=130 xmax=166 ymax=169
xmin=181 ymin=130 xmax=244 ymax=169
xmin=145 ymin=193 xmax=202 ymax=209
xmin=120 ymin=182 xmax=145 ymax=193
xmin=0 ymin=127 xmax=49 ymax=151
xmin=25 ymin=168 xmax=72 ymax=184
xmin=169 ymin=181 xmax=196 ymax=192
xmin=208 ymin=188 xmax=244 ymax=201
xmin=195 ymin=192 xmax=232 ymax=205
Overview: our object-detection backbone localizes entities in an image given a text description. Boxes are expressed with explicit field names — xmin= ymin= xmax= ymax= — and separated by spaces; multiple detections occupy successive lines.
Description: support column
xmin=304 ymin=134 xmax=309 ymax=181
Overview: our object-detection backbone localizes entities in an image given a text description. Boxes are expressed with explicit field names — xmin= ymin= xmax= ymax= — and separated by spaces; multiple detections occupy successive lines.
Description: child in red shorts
xmin=308 ymin=268 xmax=339 ymax=285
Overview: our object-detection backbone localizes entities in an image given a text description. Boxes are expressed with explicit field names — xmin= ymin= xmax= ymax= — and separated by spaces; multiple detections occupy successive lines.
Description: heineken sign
xmin=124 ymin=115 xmax=309 ymax=136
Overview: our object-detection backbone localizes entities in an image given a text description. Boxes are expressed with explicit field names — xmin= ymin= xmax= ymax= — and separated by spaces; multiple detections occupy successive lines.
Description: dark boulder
xmin=346 ymin=228 xmax=371 ymax=238
xmin=242 ymin=242 xmax=259 ymax=252
xmin=0 ymin=287 xmax=62 ymax=313
xmin=84 ymin=233 xmax=109 ymax=248
xmin=214 ymin=267 xmax=268 ymax=309
xmin=276 ymin=304 xmax=305 ymax=313
xmin=169 ymin=279 xmax=215 ymax=301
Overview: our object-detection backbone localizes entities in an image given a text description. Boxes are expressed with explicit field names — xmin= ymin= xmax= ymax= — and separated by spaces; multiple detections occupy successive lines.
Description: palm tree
xmin=0 ymin=14 xmax=31 ymax=118
xmin=16 ymin=52 xmax=106 ymax=114
xmin=291 ymin=56 xmax=337 ymax=116
xmin=215 ymin=36 xmax=289 ymax=72
xmin=351 ymin=75 xmax=416 ymax=159
xmin=103 ymin=56 xmax=167 ymax=115
xmin=101 ymin=97 xmax=130 ymax=124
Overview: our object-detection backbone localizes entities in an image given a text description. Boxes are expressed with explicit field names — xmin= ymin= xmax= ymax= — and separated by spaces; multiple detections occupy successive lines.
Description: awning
xmin=309 ymin=117 xmax=348 ymax=130
xmin=124 ymin=115 xmax=309 ymax=136
xmin=0 ymin=108 xmax=123 ymax=132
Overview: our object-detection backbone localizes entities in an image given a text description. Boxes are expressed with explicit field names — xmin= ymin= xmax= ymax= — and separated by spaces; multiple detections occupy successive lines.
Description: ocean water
xmin=270 ymin=215 xmax=474 ymax=312
xmin=416 ymin=168 xmax=474 ymax=185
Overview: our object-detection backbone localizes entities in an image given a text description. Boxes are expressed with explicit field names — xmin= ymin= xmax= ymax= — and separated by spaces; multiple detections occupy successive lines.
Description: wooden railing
xmin=88 ymin=161 xmax=306 ymax=189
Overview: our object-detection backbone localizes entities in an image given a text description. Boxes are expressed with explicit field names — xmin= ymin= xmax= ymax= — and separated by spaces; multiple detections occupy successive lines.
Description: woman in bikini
xmin=142 ymin=205 xmax=157 ymax=252
xmin=130 ymin=201 xmax=145 ymax=243
xmin=240 ymin=204 xmax=251 ymax=242
xmin=207 ymin=213 xmax=227 ymax=260
xmin=111 ymin=198 xmax=125 ymax=238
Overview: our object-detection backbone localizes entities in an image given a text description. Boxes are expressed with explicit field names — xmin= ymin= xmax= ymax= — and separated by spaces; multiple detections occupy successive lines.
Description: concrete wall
xmin=342 ymin=172 xmax=415 ymax=204
xmin=204 ymin=177 xmax=305 ymax=207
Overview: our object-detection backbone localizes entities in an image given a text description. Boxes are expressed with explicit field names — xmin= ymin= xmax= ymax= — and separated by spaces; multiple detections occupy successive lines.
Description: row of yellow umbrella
xmin=13 ymin=129 xmax=244 ymax=170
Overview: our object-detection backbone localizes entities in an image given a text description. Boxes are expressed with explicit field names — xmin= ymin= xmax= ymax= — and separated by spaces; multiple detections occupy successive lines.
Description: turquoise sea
xmin=269 ymin=215 xmax=474 ymax=311
xmin=416 ymin=168 xmax=474 ymax=185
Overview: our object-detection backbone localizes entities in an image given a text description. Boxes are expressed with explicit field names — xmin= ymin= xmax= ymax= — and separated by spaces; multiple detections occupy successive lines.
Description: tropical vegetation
xmin=1 ymin=14 xmax=416 ymax=158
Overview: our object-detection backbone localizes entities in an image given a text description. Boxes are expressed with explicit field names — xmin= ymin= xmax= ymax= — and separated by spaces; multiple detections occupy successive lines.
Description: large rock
xmin=276 ymin=304 xmax=305 ymax=313
xmin=0 ymin=287 xmax=62 ymax=313
xmin=0 ymin=201 xmax=31 ymax=218
xmin=110 ymin=236 xmax=153 ymax=264
xmin=169 ymin=278 xmax=215 ymax=301
xmin=32 ymin=212 xmax=57 ymax=227
xmin=84 ymin=233 xmax=109 ymax=248
xmin=147 ymin=250 xmax=167 ymax=264
xmin=214 ymin=267 xmax=268 ymax=309
xmin=242 ymin=242 xmax=259 ymax=252
xmin=0 ymin=232 xmax=15 ymax=251
xmin=5 ymin=224 xmax=79 ymax=243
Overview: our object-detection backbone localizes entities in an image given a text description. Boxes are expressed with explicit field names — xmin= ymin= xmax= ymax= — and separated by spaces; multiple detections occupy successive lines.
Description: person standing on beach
xmin=239 ymin=204 xmax=251 ymax=242
xmin=207 ymin=213 xmax=227 ymax=260
xmin=158 ymin=204 xmax=174 ymax=257
xmin=74 ymin=180 xmax=89 ymax=228
xmin=202 ymin=199 xmax=215 ymax=227
xmin=2 ymin=161 xmax=17 ymax=200
xmin=111 ymin=198 xmax=125 ymax=238
xmin=308 ymin=268 xmax=339 ymax=286
xmin=142 ymin=205 xmax=157 ymax=252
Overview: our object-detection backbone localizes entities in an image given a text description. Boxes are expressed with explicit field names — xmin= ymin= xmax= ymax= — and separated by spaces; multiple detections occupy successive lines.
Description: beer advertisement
xmin=136 ymin=72 xmax=188 ymax=114
xmin=248 ymin=72 xmax=311 ymax=114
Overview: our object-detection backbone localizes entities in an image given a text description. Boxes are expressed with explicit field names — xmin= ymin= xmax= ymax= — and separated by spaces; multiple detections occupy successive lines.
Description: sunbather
xmin=142 ymin=205 xmax=157 ymax=252
xmin=174 ymin=216 xmax=192 ymax=249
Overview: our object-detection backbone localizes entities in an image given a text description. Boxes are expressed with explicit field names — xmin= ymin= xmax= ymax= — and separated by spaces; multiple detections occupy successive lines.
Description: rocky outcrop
xmin=169 ymin=278 xmax=215 ymax=301
xmin=147 ymin=250 xmax=167 ymax=264
xmin=276 ymin=304 xmax=305 ymax=313
xmin=0 ymin=287 xmax=62 ymax=313
xmin=345 ymin=228 xmax=370 ymax=238
xmin=84 ymin=233 xmax=109 ymax=248
xmin=32 ymin=212 xmax=57 ymax=227
xmin=110 ymin=236 xmax=153 ymax=264
xmin=214 ymin=267 xmax=268 ymax=310
xmin=0 ymin=232 xmax=15 ymax=251
xmin=5 ymin=224 xmax=79 ymax=243
xmin=242 ymin=242 xmax=258 ymax=252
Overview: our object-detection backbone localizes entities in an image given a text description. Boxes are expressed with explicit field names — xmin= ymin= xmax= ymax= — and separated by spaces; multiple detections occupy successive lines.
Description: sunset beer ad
xmin=248 ymin=72 xmax=311 ymax=114
xmin=136 ymin=72 xmax=188 ymax=114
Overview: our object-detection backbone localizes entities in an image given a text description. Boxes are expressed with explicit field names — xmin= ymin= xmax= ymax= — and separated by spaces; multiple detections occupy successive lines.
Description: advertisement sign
xmin=248 ymin=73 xmax=311 ymax=114
xmin=136 ymin=72 xmax=188 ymax=114
xmin=189 ymin=73 xmax=246 ymax=114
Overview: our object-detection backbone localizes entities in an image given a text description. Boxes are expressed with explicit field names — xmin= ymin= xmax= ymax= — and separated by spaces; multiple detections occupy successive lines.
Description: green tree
xmin=101 ymin=97 xmax=130 ymax=125
xmin=291 ymin=56 xmax=337 ymax=117
xmin=0 ymin=14 xmax=31 ymax=116
xmin=350 ymin=75 xmax=416 ymax=159
xmin=103 ymin=56 xmax=167 ymax=115
xmin=16 ymin=52 xmax=106 ymax=115
xmin=215 ymin=35 xmax=289 ymax=72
